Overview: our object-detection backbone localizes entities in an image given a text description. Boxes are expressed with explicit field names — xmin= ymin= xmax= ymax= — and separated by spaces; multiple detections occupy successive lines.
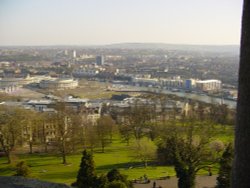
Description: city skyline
xmin=0 ymin=0 xmax=243 ymax=46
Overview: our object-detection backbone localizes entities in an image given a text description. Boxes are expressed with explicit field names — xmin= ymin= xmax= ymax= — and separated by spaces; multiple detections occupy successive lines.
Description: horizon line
xmin=0 ymin=42 xmax=240 ymax=47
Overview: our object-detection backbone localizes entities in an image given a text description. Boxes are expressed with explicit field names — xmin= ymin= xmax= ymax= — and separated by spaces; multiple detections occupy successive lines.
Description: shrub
xmin=106 ymin=169 xmax=133 ymax=188
xmin=105 ymin=181 xmax=127 ymax=188
xmin=15 ymin=161 xmax=30 ymax=177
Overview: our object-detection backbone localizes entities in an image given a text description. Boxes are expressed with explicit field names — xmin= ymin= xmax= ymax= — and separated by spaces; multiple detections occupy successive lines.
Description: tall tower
xmin=96 ymin=55 xmax=104 ymax=65
xmin=73 ymin=50 xmax=76 ymax=58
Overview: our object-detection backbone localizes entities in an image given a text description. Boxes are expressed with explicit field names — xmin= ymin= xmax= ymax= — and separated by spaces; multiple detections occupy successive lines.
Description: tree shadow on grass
xmin=38 ymin=170 xmax=77 ymax=182
xmin=96 ymin=161 xmax=144 ymax=171
xmin=94 ymin=148 xmax=124 ymax=153
xmin=0 ymin=166 xmax=15 ymax=175
xmin=0 ymin=161 xmax=10 ymax=165
xmin=26 ymin=159 xmax=60 ymax=168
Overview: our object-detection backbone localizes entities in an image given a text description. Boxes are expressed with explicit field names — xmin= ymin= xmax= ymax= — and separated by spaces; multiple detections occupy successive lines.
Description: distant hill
xmin=0 ymin=43 xmax=240 ymax=54
xmin=103 ymin=43 xmax=240 ymax=53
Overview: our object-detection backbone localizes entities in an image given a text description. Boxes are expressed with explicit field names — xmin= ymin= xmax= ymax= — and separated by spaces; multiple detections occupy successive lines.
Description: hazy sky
xmin=0 ymin=0 xmax=243 ymax=46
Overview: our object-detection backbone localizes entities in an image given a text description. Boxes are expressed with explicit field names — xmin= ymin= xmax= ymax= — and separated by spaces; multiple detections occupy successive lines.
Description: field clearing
xmin=52 ymin=79 xmax=140 ymax=99
xmin=9 ymin=88 xmax=45 ymax=99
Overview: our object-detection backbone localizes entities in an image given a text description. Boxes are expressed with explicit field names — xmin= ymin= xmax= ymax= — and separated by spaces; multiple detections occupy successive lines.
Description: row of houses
xmin=22 ymin=97 xmax=101 ymax=142
xmin=17 ymin=96 xmax=189 ymax=142
xmin=108 ymin=97 xmax=188 ymax=123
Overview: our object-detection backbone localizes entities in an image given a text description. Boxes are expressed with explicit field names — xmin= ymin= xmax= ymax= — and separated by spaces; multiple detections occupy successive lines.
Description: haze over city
xmin=0 ymin=0 xmax=243 ymax=46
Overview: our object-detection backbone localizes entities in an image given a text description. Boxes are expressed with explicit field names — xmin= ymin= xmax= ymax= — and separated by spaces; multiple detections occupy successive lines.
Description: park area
xmin=0 ymin=138 xmax=176 ymax=185
xmin=0 ymin=125 xmax=233 ymax=187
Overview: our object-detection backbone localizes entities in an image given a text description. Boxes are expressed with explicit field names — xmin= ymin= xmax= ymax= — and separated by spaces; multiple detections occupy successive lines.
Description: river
xmin=111 ymin=85 xmax=237 ymax=109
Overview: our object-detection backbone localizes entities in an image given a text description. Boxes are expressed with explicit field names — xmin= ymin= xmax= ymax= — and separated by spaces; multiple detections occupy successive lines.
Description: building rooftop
xmin=196 ymin=79 xmax=221 ymax=83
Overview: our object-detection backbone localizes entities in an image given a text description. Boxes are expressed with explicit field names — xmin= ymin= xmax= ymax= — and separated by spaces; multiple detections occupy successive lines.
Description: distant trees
xmin=96 ymin=115 xmax=115 ymax=152
xmin=86 ymin=125 xmax=99 ymax=152
xmin=0 ymin=103 xmax=75 ymax=165
xmin=52 ymin=102 xmax=83 ymax=164
xmin=119 ymin=123 xmax=133 ymax=145
xmin=67 ymin=112 xmax=83 ymax=153
xmin=22 ymin=110 xmax=42 ymax=154
xmin=40 ymin=112 xmax=54 ymax=153
xmin=0 ymin=106 xmax=25 ymax=163
xmin=0 ymin=106 xmax=57 ymax=163
xmin=120 ymin=102 xmax=155 ymax=142
xmin=0 ymin=100 xmax=118 ymax=163
xmin=208 ymin=104 xmax=234 ymax=125
xmin=187 ymin=102 xmax=235 ymax=125
xmin=52 ymin=103 xmax=71 ymax=164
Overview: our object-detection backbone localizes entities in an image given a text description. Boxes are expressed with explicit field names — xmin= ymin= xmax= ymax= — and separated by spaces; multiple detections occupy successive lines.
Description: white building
xmin=73 ymin=50 xmax=76 ymax=58
xmin=133 ymin=77 xmax=159 ymax=87
xmin=73 ymin=68 xmax=99 ymax=77
xmin=0 ymin=61 xmax=10 ymax=67
xmin=161 ymin=78 xmax=184 ymax=88
xmin=196 ymin=80 xmax=222 ymax=92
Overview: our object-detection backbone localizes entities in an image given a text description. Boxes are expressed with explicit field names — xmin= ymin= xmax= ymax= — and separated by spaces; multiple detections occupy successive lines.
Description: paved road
xmin=0 ymin=184 xmax=14 ymax=188
xmin=0 ymin=176 xmax=71 ymax=188
xmin=133 ymin=175 xmax=217 ymax=188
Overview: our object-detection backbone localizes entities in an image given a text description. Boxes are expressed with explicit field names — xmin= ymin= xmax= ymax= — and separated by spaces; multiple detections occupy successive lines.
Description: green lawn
xmin=0 ymin=126 xmax=233 ymax=185
xmin=0 ymin=139 xmax=176 ymax=185
xmin=212 ymin=125 xmax=234 ymax=143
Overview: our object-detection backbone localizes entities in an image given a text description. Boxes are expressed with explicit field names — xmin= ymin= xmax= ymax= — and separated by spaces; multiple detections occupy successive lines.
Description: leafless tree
xmin=0 ymin=106 xmax=24 ymax=163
